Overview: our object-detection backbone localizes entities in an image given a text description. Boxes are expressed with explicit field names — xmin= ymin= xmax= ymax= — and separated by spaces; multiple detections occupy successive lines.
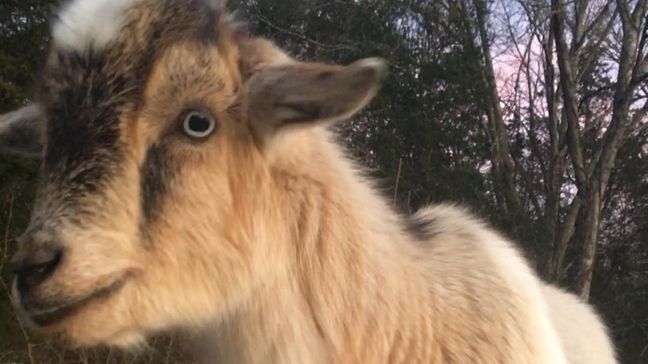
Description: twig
xmin=1 ymin=189 xmax=35 ymax=364
xmin=0 ymin=278 xmax=35 ymax=364
xmin=2 ymin=189 xmax=14 ymax=262
xmin=255 ymin=14 xmax=351 ymax=50
xmin=165 ymin=337 xmax=175 ymax=364
xmin=393 ymin=158 xmax=403 ymax=205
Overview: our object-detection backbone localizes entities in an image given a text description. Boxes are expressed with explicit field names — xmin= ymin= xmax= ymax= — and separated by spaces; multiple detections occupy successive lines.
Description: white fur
xmin=52 ymin=0 xmax=136 ymax=51
xmin=480 ymin=233 xmax=568 ymax=362
xmin=543 ymin=285 xmax=618 ymax=364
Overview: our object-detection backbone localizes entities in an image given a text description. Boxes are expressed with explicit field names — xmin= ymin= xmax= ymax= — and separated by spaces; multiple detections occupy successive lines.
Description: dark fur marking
xmin=40 ymin=51 xmax=124 ymax=197
xmin=148 ymin=0 xmax=222 ymax=47
xmin=140 ymin=143 xmax=174 ymax=224
xmin=404 ymin=215 xmax=439 ymax=242
xmin=195 ymin=4 xmax=219 ymax=44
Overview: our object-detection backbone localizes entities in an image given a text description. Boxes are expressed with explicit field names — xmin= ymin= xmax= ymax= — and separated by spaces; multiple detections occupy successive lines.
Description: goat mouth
xmin=24 ymin=277 xmax=128 ymax=328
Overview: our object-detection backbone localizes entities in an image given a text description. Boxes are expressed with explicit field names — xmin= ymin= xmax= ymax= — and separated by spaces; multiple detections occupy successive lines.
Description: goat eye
xmin=182 ymin=111 xmax=216 ymax=139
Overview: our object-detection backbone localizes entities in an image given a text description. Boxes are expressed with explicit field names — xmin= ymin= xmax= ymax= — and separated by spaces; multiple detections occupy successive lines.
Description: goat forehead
xmin=38 ymin=0 xmax=226 ymax=196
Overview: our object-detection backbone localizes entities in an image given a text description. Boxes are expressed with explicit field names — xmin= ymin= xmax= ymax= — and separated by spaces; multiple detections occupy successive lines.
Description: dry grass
xmin=0 ymin=336 xmax=197 ymax=364
xmin=0 ymin=188 xmax=197 ymax=364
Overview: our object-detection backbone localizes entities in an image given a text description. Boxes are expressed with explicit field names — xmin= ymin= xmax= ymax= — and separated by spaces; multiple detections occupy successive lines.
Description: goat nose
xmin=12 ymin=245 xmax=64 ymax=295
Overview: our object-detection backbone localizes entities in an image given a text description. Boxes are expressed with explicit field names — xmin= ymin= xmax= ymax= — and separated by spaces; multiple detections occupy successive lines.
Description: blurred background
xmin=0 ymin=0 xmax=646 ymax=363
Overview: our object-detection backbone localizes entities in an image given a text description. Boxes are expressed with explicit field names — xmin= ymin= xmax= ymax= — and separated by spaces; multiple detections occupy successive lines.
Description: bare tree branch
xmin=552 ymin=0 xmax=588 ymax=191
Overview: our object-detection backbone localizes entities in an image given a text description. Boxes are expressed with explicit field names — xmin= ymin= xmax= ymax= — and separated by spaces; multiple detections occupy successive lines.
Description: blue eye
xmin=183 ymin=111 xmax=216 ymax=139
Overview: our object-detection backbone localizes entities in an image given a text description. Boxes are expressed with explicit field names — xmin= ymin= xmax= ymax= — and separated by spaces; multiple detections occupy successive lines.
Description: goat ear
xmin=237 ymin=38 xmax=293 ymax=80
xmin=0 ymin=104 xmax=44 ymax=158
xmin=244 ymin=57 xmax=387 ymax=139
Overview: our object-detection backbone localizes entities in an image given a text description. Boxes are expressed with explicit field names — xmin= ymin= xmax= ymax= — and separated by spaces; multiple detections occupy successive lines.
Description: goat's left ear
xmin=243 ymin=57 xmax=387 ymax=140
xmin=0 ymin=104 xmax=44 ymax=158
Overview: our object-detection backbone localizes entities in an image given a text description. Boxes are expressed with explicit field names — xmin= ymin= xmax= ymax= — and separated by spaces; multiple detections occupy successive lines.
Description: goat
xmin=0 ymin=0 xmax=616 ymax=363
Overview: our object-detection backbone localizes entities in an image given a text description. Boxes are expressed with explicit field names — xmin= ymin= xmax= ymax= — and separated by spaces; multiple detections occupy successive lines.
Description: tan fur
xmin=2 ymin=1 xmax=616 ymax=363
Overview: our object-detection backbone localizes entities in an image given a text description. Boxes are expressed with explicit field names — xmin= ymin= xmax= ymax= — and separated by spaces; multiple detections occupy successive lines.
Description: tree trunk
xmin=547 ymin=0 xmax=593 ymax=286
xmin=472 ymin=0 xmax=523 ymax=231
xmin=538 ymin=27 xmax=569 ymax=280
xmin=571 ymin=0 xmax=646 ymax=298
xmin=573 ymin=184 xmax=602 ymax=299
xmin=543 ymin=198 xmax=581 ymax=282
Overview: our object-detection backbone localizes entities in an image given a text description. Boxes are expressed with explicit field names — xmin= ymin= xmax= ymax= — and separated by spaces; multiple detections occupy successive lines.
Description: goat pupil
xmin=189 ymin=115 xmax=210 ymax=133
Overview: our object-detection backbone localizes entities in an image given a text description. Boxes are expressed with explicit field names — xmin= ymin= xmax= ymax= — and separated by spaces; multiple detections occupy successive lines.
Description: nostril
xmin=13 ymin=247 xmax=64 ymax=294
